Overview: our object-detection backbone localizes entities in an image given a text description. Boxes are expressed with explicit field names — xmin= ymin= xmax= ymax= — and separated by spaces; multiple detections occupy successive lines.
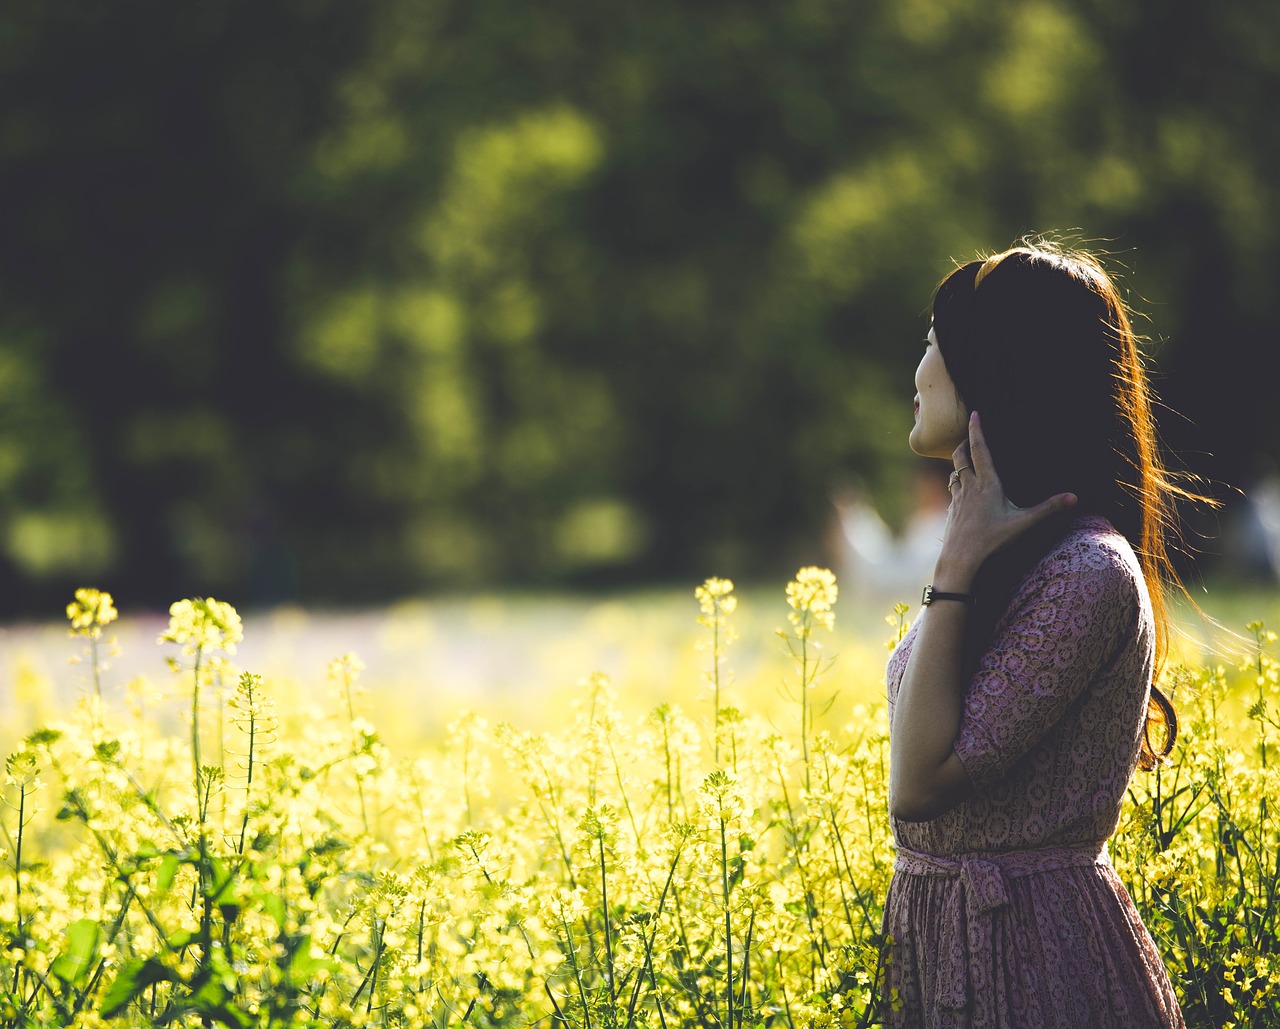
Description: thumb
xmin=1020 ymin=491 xmax=1078 ymax=527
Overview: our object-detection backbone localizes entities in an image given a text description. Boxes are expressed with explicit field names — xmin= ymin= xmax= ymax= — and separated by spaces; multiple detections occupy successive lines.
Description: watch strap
xmin=922 ymin=585 xmax=973 ymax=606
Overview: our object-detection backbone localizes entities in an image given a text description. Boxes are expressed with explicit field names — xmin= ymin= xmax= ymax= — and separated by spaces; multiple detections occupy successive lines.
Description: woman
xmin=882 ymin=240 xmax=1185 ymax=1028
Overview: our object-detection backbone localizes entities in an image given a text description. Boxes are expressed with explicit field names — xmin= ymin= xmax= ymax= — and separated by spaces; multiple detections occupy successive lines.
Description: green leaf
xmin=182 ymin=959 xmax=251 ymax=1029
xmin=200 ymin=1004 xmax=252 ymax=1029
xmin=157 ymin=850 xmax=186 ymax=891
xmin=167 ymin=929 xmax=198 ymax=950
xmin=187 ymin=968 xmax=232 ymax=1009
xmin=93 ymin=739 xmax=122 ymax=762
xmin=208 ymin=857 xmax=241 ymax=905
xmin=287 ymin=941 xmax=334 ymax=982
xmin=25 ymin=727 xmax=63 ymax=748
xmin=188 ymin=1002 xmax=251 ymax=1029
xmin=100 ymin=957 xmax=176 ymax=1017
xmin=256 ymin=887 xmax=286 ymax=930
xmin=50 ymin=918 xmax=100 ymax=987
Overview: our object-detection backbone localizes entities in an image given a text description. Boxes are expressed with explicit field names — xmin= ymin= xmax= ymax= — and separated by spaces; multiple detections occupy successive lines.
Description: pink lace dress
xmin=882 ymin=515 xmax=1184 ymax=1028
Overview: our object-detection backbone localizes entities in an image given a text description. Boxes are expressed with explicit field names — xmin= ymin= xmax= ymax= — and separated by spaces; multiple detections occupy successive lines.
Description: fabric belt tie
xmin=893 ymin=841 xmax=1109 ymax=1012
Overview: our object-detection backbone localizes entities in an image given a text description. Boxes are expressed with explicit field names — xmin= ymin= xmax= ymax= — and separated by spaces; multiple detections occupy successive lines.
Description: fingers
xmin=950 ymin=412 xmax=992 ymax=491
xmin=950 ymin=431 xmax=972 ymax=476
xmin=956 ymin=410 xmax=1076 ymax=519
xmin=965 ymin=411 xmax=994 ymax=477
xmin=1020 ymin=490 xmax=1079 ymax=529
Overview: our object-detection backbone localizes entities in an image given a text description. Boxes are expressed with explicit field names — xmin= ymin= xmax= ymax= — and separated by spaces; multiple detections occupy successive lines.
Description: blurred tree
xmin=0 ymin=0 xmax=1275 ymax=613
xmin=0 ymin=0 xmax=377 ymax=612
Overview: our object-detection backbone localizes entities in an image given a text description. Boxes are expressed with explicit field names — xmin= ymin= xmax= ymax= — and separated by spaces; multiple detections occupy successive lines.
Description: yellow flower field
xmin=0 ymin=577 xmax=1276 ymax=1027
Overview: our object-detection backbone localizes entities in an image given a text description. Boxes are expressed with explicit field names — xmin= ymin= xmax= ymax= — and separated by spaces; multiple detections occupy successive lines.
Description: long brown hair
xmin=931 ymin=238 xmax=1191 ymax=767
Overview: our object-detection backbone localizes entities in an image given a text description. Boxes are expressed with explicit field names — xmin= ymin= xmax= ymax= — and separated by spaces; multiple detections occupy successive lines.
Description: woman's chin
xmin=908 ymin=431 xmax=943 ymax=460
xmin=910 ymin=424 xmax=966 ymax=461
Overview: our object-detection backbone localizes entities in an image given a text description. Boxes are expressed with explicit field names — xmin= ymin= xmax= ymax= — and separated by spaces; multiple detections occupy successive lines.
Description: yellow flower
xmin=786 ymin=568 xmax=838 ymax=629
xmin=65 ymin=588 xmax=118 ymax=637
xmin=158 ymin=597 xmax=243 ymax=655
xmin=4 ymin=750 xmax=41 ymax=790
xmin=328 ymin=652 xmax=366 ymax=682
xmin=696 ymin=577 xmax=737 ymax=618
xmin=551 ymin=887 xmax=586 ymax=925
xmin=699 ymin=768 xmax=745 ymax=824
xmin=786 ymin=567 xmax=838 ymax=643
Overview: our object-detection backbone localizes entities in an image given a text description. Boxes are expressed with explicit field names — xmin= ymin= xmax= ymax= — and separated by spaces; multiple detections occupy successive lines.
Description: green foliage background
xmin=1 ymin=0 xmax=1277 ymax=613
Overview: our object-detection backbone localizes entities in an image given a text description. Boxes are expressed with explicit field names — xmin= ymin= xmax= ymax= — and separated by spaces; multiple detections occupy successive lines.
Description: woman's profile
xmin=882 ymin=239 xmax=1186 ymax=1027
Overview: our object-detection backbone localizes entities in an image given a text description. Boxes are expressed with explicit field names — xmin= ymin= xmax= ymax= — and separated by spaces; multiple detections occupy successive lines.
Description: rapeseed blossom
xmin=65 ymin=588 xmax=117 ymax=636
xmin=0 ymin=587 xmax=1273 ymax=1026
xmin=786 ymin=565 xmax=838 ymax=638
xmin=698 ymin=768 xmax=745 ymax=825
xmin=158 ymin=596 xmax=243 ymax=654
xmin=695 ymin=576 xmax=737 ymax=626
xmin=66 ymin=587 xmax=122 ymax=704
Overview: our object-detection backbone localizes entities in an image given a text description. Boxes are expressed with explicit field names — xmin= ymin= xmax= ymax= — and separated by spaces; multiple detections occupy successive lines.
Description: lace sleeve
xmin=951 ymin=535 xmax=1141 ymax=790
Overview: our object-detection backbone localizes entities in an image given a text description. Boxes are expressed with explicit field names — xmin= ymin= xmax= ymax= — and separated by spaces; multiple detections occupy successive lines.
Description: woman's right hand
xmin=933 ymin=412 xmax=1077 ymax=590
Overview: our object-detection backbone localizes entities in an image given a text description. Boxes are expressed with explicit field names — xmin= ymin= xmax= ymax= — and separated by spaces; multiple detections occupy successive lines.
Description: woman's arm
xmin=889 ymin=412 xmax=1076 ymax=822
xmin=889 ymin=584 xmax=976 ymax=821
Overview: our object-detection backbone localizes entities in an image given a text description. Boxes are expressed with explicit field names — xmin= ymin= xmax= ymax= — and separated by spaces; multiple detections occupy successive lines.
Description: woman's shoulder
xmin=1023 ymin=514 xmax=1145 ymax=602
xmin=991 ymin=515 xmax=1149 ymax=651
xmin=1054 ymin=513 xmax=1140 ymax=566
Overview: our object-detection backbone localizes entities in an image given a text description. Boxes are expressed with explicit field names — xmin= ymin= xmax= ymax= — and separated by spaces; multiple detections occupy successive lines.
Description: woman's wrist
xmin=931 ymin=556 xmax=977 ymax=594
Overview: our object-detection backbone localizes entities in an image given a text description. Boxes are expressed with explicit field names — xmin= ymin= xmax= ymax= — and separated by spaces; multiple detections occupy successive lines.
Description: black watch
xmin=921 ymin=585 xmax=973 ymax=606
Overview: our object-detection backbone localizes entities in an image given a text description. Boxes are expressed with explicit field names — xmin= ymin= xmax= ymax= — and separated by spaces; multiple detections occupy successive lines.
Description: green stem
xmin=350 ymin=917 xmax=385 ymax=1009
xmin=90 ymin=634 xmax=102 ymax=705
xmin=606 ymin=736 xmax=643 ymax=847
xmin=238 ymin=694 xmax=257 ymax=855
xmin=822 ymin=764 xmax=859 ymax=939
xmin=14 ymin=784 xmax=24 ymax=931
xmin=10 ymin=783 xmax=26 ymax=997
xmin=190 ymin=646 xmax=215 ymax=984
xmin=192 ymin=646 xmax=203 ymax=811
xmin=777 ymin=951 xmax=796 ymax=1029
xmin=462 ymin=733 xmax=473 ymax=828
xmin=344 ymin=678 xmax=370 ymax=836
xmin=799 ymin=628 xmax=811 ymax=793
xmin=599 ymin=832 xmax=616 ymax=1008
xmin=720 ymin=813 xmax=734 ymax=1029
xmin=713 ymin=612 xmax=721 ymax=765
xmin=773 ymin=753 xmax=827 ymax=969
xmin=215 ymin=670 xmax=226 ymax=830
xmin=625 ymin=842 xmax=683 ymax=1026
xmin=562 ymin=915 xmax=594 ymax=1029
xmin=736 ymin=909 xmax=755 ymax=1028
xmin=527 ymin=753 xmax=576 ymax=889
xmin=661 ymin=717 xmax=675 ymax=823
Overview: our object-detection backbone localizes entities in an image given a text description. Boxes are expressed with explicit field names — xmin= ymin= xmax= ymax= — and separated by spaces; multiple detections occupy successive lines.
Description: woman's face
xmin=909 ymin=326 xmax=968 ymax=459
